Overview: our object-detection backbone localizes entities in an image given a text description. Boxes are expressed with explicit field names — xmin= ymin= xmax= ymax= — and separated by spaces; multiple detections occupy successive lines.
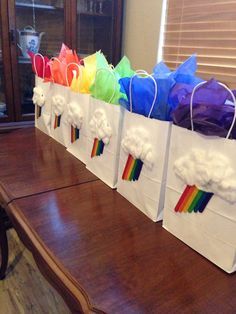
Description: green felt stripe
xmin=96 ymin=140 xmax=101 ymax=155
xmin=188 ymin=190 xmax=204 ymax=213
xmin=129 ymin=159 xmax=138 ymax=181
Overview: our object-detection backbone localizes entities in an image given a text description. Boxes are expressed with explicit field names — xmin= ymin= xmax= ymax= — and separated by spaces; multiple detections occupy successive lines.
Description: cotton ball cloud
xmin=89 ymin=109 xmax=112 ymax=145
xmin=122 ymin=128 xmax=154 ymax=168
xmin=52 ymin=94 xmax=66 ymax=116
xmin=67 ymin=102 xmax=83 ymax=129
xmin=32 ymin=86 xmax=45 ymax=107
xmin=174 ymin=149 xmax=236 ymax=203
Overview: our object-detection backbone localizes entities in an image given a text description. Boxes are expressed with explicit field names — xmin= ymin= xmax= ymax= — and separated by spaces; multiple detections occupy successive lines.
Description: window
xmin=162 ymin=0 xmax=236 ymax=88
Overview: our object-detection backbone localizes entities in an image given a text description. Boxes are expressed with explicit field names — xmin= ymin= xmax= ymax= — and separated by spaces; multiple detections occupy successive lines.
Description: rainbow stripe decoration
xmin=175 ymin=185 xmax=213 ymax=213
xmin=71 ymin=126 xmax=80 ymax=143
xmin=54 ymin=115 xmax=61 ymax=129
xmin=122 ymin=154 xmax=143 ymax=181
xmin=36 ymin=105 xmax=42 ymax=119
xmin=91 ymin=138 xmax=105 ymax=158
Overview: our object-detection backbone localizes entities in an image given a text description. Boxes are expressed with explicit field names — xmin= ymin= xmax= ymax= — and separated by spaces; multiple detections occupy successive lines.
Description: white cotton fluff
xmin=32 ymin=86 xmax=45 ymax=107
xmin=67 ymin=102 xmax=83 ymax=129
xmin=89 ymin=109 xmax=112 ymax=145
xmin=52 ymin=94 xmax=66 ymax=116
xmin=121 ymin=128 xmax=154 ymax=168
xmin=174 ymin=149 xmax=236 ymax=203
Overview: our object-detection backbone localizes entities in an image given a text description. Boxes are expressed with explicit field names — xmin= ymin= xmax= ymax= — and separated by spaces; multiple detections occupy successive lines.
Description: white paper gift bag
xmin=65 ymin=91 xmax=90 ymax=162
xmin=86 ymin=96 xmax=122 ymax=188
xmin=49 ymin=57 xmax=69 ymax=146
xmin=163 ymin=82 xmax=236 ymax=273
xmin=32 ymin=54 xmax=52 ymax=135
xmin=62 ymin=63 xmax=90 ymax=164
xmin=50 ymin=82 xmax=69 ymax=146
xmin=47 ymin=57 xmax=68 ymax=146
xmin=117 ymin=72 xmax=171 ymax=222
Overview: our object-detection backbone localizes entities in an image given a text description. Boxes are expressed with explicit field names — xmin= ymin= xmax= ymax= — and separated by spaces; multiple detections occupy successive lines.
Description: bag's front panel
xmin=164 ymin=203 xmax=236 ymax=273
xmin=163 ymin=124 xmax=236 ymax=272
xmin=34 ymin=75 xmax=52 ymax=135
xmin=165 ymin=185 xmax=236 ymax=246
xmin=50 ymin=83 xmax=69 ymax=146
xmin=35 ymin=75 xmax=44 ymax=87
xmin=66 ymin=92 xmax=90 ymax=164
xmin=86 ymin=97 xmax=122 ymax=188
xmin=117 ymin=110 xmax=171 ymax=222
xmin=61 ymin=101 xmax=72 ymax=148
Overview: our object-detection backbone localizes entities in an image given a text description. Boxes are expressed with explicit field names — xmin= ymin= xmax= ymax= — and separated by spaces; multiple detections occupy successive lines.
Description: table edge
xmin=7 ymin=200 xmax=105 ymax=314
xmin=0 ymin=182 xmax=11 ymax=206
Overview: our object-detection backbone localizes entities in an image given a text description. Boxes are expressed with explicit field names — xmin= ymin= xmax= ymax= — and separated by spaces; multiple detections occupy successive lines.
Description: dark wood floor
xmin=0 ymin=229 xmax=70 ymax=314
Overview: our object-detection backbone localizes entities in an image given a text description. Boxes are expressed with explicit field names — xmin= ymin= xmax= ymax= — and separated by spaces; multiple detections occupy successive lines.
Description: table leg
xmin=0 ymin=208 xmax=8 ymax=280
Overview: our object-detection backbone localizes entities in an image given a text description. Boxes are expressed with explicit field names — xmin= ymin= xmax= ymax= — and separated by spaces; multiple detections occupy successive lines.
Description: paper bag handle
xmin=33 ymin=53 xmax=45 ymax=79
xmin=66 ymin=62 xmax=83 ymax=87
xmin=129 ymin=70 xmax=158 ymax=118
xmin=95 ymin=68 xmax=117 ymax=104
xmin=49 ymin=57 xmax=61 ymax=83
xmin=190 ymin=81 xmax=236 ymax=139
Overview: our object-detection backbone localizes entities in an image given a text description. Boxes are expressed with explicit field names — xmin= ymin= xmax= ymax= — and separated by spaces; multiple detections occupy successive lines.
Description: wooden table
xmin=0 ymin=128 xmax=97 ymax=206
xmin=1 ymin=128 xmax=236 ymax=313
xmin=0 ymin=127 xmax=97 ymax=281
xmin=7 ymin=182 xmax=236 ymax=313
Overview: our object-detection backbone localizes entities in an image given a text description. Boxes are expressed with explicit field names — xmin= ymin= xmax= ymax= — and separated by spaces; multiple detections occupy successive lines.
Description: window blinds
xmin=162 ymin=0 xmax=236 ymax=88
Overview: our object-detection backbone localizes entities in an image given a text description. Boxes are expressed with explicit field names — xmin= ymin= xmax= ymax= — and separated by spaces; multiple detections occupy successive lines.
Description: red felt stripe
xmin=122 ymin=154 xmax=133 ymax=180
xmin=175 ymin=185 xmax=193 ymax=212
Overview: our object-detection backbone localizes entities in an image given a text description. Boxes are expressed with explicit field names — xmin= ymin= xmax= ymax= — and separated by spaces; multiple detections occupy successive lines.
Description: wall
xmin=122 ymin=0 xmax=164 ymax=72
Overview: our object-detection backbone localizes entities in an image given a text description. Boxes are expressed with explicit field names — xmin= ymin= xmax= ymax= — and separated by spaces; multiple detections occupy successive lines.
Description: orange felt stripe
xmin=182 ymin=186 xmax=199 ymax=213
xmin=122 ymin=154 xmax=133 ymax=180
xmin=54 ymin=115 xmax=57 ymax=129
xmin=177 ymin=185 xmax=195 ymax=213
xmin=73 ymin=126 xmax=75 ymax=142
xmin=126 ymin=157 xmax=136 ymax=181
xmin=91 ymin=138 xmax=98 ymax=157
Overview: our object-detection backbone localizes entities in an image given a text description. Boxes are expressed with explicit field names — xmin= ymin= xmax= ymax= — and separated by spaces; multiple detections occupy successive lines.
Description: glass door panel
xmin=0 ymin=28 xmax=8 ymax=118
xmin=76 ymin=0 xmax=114 ymax=62
xmin=15 ymin=0 xmax=65 ymax=117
